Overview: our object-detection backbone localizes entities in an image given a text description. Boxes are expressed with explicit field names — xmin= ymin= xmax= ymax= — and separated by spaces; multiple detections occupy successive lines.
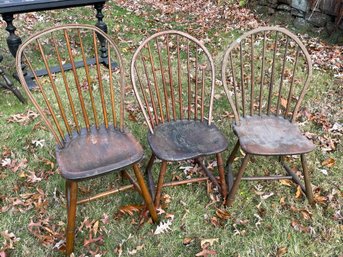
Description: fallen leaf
xmin=279 ymin=179 xmax=293 ymax=187
xmin=276 ymin=246 xmax=288 ymax=256
xmin=280 ymin=197 xmax=286 ymax=206
xmin=295 ymin=185 xmax=302 ymax=199
xmin=280 ymin=98 xmax=288 ymax=109
xmin=300 ymin=210 xmax=312 ymax=220
xmin=215 ymin=208 xmax=231 ymax=220
xmin=119 ymin=205 xmax=144 ymax=216
xmin=154 ymin=219 xmax=173 ymax=235
xmin=183 ymin=237 xmax=193 ymax=246
xmin=261 ymin=192 xmax=274 ymax=200
xmin=314 ymin=194 xmax=327 ymax=204
xmin=93 ymin=220 xmax=99 ymax=237
xmin=321 ymin=157 xmax=335 ymax=167
xmin=291 ymin=220 xmax=310 ymax=233
xmin=200 ymin=238 xmax=219 ymax=248
xmin=210 ymin=216 xmax=220 ymax=227
xmin=128 ymin=244 xmax=144 ymax=255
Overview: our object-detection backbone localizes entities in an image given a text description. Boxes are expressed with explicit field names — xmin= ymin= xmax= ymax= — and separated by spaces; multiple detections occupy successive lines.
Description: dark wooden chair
xmin=221 ymin=26 xmax=315 ymax=206
xmin=15 ymin=24 xmax=157 ymax=256
xmin=130 ymin=30 xmax=228 ymax=207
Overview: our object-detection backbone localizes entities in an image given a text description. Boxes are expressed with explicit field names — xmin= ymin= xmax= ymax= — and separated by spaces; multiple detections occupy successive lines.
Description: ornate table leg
xmin=94 ymin=3 xmax=108 ymax=60
xmin=2 ymin=13 xmax=22 ymax=57
xmin=2 ymin=13 xmax=35 ymax=89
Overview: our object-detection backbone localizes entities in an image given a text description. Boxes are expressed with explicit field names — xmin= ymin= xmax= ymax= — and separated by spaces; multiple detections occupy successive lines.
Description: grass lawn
xmin=0 ymin=1 xmax=342 ymax=256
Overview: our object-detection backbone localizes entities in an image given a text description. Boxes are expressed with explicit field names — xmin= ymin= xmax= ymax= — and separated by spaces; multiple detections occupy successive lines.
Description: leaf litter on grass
xmin=0 ymin=1 xmax=342 ymax=256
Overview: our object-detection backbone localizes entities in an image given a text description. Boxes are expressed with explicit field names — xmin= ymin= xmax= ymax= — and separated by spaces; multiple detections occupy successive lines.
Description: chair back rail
xmin=16 ymin=24 xmax=126 ymax=147
xmin=222 ymin=26 xmax=312 ymax=125
xmin=131 ymin=30 xmax=216 ymax=134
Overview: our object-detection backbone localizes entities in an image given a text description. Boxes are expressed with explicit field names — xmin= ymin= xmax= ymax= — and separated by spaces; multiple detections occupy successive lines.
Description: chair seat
xmin=233 ymin=116 xmax=315 ymax=155
xmin=148 ymin=120 xmax=228 ymax=161
xmin=56 ymin=126 xmax=143 ymax=180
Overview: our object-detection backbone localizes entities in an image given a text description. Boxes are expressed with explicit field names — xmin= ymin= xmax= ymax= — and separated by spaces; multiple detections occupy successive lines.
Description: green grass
xmin=0 ymin=1 xmax=342 ymax=256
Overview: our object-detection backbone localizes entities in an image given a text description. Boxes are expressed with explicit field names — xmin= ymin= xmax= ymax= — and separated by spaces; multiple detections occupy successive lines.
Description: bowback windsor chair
xmin=221 ymin=26 xmax=315 ymax=206
xmin=15 ymin=24 xmax=157 ymax=255
xmin=131 ymin=30 xmax=228 ymax=207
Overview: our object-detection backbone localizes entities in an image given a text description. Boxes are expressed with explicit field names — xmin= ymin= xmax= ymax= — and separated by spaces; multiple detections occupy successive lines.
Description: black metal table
xmin=0 ymin=0 xmax=108 ymax=57
xmin=0 ymin=0 xmax=109 ymax=89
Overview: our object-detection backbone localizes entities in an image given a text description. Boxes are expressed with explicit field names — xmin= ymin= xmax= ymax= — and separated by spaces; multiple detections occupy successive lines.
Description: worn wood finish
xmin=222 ymin=27 xmax=315 ymax=206
xmin=66 ymin=180 xmax=78 ymax=256
xmin=233 ymin=116 xmax=315 ymax=155
xmin=131 ymin=30 xmax=228 ymax=207
xmin=16 ymin=24 xmax=157 ymax=255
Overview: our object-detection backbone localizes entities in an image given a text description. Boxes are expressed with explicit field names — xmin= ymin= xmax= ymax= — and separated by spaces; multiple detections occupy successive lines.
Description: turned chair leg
xmin=132 ymin=164 xmax=158 ymax=223
xmin=227 ymin=154 xmax=250 ymax=207
xmin=225 ymin=140 xmax=240 ymax=192
xmin=216 ymin=153 xmax=227 ymax=198
xmin=300 ymin=154 xmax=314 ymax=205
xmin=145 ymin=154 xmax=156 ymax=199
xmin=66 ymin=180 xmax=78 ymax=256
xmin=154 ymin=161 xmax=167 ymax=208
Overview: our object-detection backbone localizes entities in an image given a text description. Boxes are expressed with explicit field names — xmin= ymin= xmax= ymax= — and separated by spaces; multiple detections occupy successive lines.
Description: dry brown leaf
xmin=279 ymin=197 xmax=286 ymax=206
xmin=119 ymin=205 xmax=144 ymax=216
xmin=314 ymin=194 xmax=328 ymax=204
xmin=215 ymin=208 xmax=231 ymax=220
xmin=300 ymin=210 xmax=312 ymax=220
xmin=321 ymin=157 xmax=335 ymax=167
xmin=93 ymin=220 xmax=99 ymax=237
xmin=200 ymin=238 xmax=219 ymax=248
xmin=295 ymin=185 xmax=303 ymax=199
xmin=128 ymin=244 xmax=144 ymax=255
xmin=279 ymin=179 xmax=293 ymax=187
xmin=183 ymin=237 xmax=193 ymax=246
xmin=210 ymin=216 xmax=220 ymax=227
xmin=276 ymin=246 xmax=288 ymax=256
xmin=280 ymin=98 xmax=288 ymax=109
xmin=291 ymin=220 xmax=310 ymax=233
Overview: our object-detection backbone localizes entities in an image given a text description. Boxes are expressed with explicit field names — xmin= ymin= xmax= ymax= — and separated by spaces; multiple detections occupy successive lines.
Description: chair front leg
xmin=132 ymin=163 xmax=158 ymax=223
xmin=145 ymin=154 xmax=156 ymax=199
xmin=66 ymin=180 xmax=78 ymax=256
xmin=227 ymin=154 xmax=250 ymax=207
xmin=154 ymin=161 xmax=168 ymax=208
xmin=216 ymin=153 xmax=227 ymax=198
xmin=300 ymin=154 xmax=314 ymax=205
xmin=225 ymin=140 xmax=240 ymax=192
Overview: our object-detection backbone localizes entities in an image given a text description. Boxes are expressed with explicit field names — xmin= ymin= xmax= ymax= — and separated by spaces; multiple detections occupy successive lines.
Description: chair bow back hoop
xmin=221 ymin=26 xmax=315 ymax=207
xmin=16 ymin=24 xmax=157 ymax=256
xmin=131 ymin=30 xmax=229 ymax=207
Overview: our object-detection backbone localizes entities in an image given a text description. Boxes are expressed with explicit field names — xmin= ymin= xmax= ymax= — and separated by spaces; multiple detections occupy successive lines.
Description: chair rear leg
xmin=132 ymin=163 xmax=158 ymax=223
xmin=227 ymin=154 xmax=250 ymax=207
xmin=216 ymin=153 xmax=228 ymax=198
xmin=145 ymin=154 xmax=156 ymax=199
xmin=300 ymin=154 xmax=314 ymax=205
xmin=226 ymin=140 xmax=240 ymax=192
xmin=154 ymin=161 xmax=168 ymax=208
xmin=66 ymin=180 xmax=78 ymax=256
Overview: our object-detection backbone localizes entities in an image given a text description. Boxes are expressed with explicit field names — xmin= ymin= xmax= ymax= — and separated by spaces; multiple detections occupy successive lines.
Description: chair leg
xmin=145 ymin=154 xmax=156 ymax=199
xmin=300 ymin=154 xmax=314 ymax=205
xmin=216 ymin=153 xmax=227 ymax=198
xmin=225 ymin=140 xmax=240 ymax=192
xmin=132 ymin=163 xmax=158 ymax=223
xmin=154 ymin=161 xmax=168 ymax=208
xmin=66 ymin=180 xmax=78 ymax=256
xmin=227 ymin=154 xmax=250 ymax=207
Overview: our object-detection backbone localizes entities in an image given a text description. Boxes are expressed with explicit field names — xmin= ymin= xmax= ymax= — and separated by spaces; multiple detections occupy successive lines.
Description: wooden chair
xmin=221 ymin=26 xmax=315 ymax=206
xmin=15 ymin=24 xmax=157 ymax=256
xmin=130 ymin=30 xmax=228 ymax=207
